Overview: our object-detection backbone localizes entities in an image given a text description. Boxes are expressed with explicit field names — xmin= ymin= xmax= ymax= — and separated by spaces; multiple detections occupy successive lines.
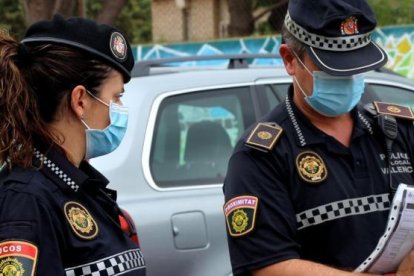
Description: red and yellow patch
xmin=224 ymin=196 xmax=258 ymax=237
xmin=341 ymin=16 xmax=359 ymax=35
xmin=0 ymin=241 xmax=38 ymax=276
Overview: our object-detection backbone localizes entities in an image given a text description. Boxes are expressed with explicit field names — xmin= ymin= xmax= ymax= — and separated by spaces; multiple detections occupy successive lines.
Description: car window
xmin=262 ymin=83 xmax=290 ymax=110
xmin=150 ymin=86 xmax=255 ymax=188
xmin=369 ymin=84 xmax=414 ymax=109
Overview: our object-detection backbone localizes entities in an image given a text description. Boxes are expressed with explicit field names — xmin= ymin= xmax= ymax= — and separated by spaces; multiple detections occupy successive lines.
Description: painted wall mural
xmin=373 ymin=26 xmax=414 ymax=79
xmin=133 ymin=25 xmax=414 ymax=79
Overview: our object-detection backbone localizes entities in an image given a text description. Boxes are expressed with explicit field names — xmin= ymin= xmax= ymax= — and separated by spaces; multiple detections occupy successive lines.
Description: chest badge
xmin=64 ymin=202 xmax=99 ymax=240
xmin=296 ymin=151 xmax=328 ymax=183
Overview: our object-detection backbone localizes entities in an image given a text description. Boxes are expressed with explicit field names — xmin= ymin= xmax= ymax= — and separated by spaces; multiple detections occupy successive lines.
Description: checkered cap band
xmin=284 ymin=12 xmax=372 ymax=52
xmin=34 ymin=149 xmax=80 ymax=192
xmin=296 ymin=193 xmax=390 ymax=230
xmin=65 ymin=248 xmax=145 ymax=276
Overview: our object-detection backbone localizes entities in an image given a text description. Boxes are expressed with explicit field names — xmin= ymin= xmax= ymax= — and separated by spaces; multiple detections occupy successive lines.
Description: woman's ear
xmin=70 ymin=85 xmax=88 ymax=119
xmin=279 ymin=44 xmax=296 ymax=76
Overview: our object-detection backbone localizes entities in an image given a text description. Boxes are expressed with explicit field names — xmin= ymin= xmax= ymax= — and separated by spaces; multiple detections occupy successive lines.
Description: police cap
xmin=21 ymin=14 xmax=134 ymax=83
xmin=284 ymin=0 xmax=388 ymax=76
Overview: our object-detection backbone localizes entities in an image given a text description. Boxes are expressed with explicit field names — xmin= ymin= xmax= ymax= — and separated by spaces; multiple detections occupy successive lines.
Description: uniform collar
xmin=34 ymin=147 xmax=109 ymax=193
xmin=284 ymin=86 xmax=374 ymax=148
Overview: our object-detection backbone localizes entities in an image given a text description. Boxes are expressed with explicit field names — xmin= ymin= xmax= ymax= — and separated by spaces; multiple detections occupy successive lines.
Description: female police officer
xmin=0 ymin=15 xmax=145 ymax=275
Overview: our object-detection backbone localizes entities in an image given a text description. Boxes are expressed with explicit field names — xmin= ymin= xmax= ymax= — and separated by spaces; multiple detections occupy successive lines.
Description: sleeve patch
xmin=245 ymin=122 xmax=283 ymax=151
xmin=374 ymin=101 xmax=414 ymax=120
xmin=0 ymin=240 xmax=38 ymax=276
xmin=224 ymin=196 xmax=258 ymax=237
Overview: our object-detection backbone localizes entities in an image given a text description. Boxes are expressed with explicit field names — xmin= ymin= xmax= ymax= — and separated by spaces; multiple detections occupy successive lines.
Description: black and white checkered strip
xmin=284 ymin=12 xmax=372 ymax=51
xmin=357 ymin=111 xmax=374 ymax=135
xmin=33 ymin=149 xmax=80 ymax=192
xmin=65 ymin=249 xmax=145 ymax=276
xmin=286 ymin=96 xmax=306 ymax=147
xmin=296 ymin=193 xmax=390 ymax=230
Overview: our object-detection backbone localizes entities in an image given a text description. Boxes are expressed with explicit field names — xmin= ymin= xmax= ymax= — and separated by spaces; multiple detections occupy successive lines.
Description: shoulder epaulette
xmin=245 ymin=122 xmax=283 ymax=152
xmin=373 ymin=101 xmax=414 ymax=120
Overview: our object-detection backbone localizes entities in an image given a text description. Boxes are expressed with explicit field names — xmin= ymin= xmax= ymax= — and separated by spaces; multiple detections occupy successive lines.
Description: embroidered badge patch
xmin=296 ymin=151 xmax=328 ymax=183
xmin=224 ymin=196 xmax=258 ymax=237
xmin=64 ymin=202 xmax=99 ymax=240
xmin=341 ymin=16 xmax=359 ymax=35
xmin=0 ymin=241 xmax=38 ymax=276
xmin=110 ymin=32 xmax=127 ymax=61
xmin=374 ymin=101 xmax=414 ymax=120
xmin=245 ymin=122 xmax=283 ymax=151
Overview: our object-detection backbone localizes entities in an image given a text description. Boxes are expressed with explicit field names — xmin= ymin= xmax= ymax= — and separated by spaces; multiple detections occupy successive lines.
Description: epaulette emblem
xmin=374 ymin=101 xmax=414 ymax=120
xmin=245 ymin=122 xmax=283 ymax=151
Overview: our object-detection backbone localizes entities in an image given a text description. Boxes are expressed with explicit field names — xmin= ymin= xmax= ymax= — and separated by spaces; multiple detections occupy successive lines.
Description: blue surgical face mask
xmin=293 ymin=53 xmax=365 ymax=117
xmin=81 ymin=91 xmax=128 ymax=159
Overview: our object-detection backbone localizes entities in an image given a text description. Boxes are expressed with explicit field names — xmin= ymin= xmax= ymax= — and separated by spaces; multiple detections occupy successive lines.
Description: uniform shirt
xmin=223 ymin=87 xmax=414 ymax=275
xmin=0 ymin=147 xmax=146 ymax=276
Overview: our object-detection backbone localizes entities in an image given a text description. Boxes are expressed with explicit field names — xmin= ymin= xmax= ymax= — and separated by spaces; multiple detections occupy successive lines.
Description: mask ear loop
xmin=290 ymin=50 xmax=313 ymax=99
xmin=291 ymin=50 xmax=313 ymax=76
xmin=86 ymin=89 xmax=110 ymax=107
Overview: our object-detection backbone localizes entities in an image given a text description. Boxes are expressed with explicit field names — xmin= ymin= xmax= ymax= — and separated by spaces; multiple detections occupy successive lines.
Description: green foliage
xmin=85 ymin=0 xmax=152 ymax=44
xmin=0 ymin=0 xmax=151 ymax=44
xmin=114 ymin=0 xmax=152 ymax=44
xmin=368 ymin=0 xmax=414 ymax=26
xmin=0 ymin=0 xmax=25 ymax=38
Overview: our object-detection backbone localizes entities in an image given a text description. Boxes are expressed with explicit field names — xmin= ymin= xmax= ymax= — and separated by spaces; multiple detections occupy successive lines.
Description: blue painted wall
xmin=132 ymin=25 xmax=414 ymax=79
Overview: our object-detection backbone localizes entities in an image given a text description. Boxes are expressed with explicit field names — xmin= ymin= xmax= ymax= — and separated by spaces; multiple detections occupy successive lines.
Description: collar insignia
xmin=374 ymin=101 xmax=414 ymax=120
xmin=245 ymin=122 xmax=283 ymax=152
xmin=341 ymin=16 xmax=359 ymax=35
xmin=110 ymin=32 xmax=127 ymax=61
xmin=224 ymin=196 xmax=258 ymax=237
xmin=64 ymin=202 xmax=99 ymax=240
xmin=0 ymin=241 xmax=38 ymax=276
xmin=296 ymin=151 xmax=328 ymax=183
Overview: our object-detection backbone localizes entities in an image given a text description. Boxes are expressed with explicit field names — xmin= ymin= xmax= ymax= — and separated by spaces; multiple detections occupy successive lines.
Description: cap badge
xmin=224 ymin=196 xmax=258 ymax=237
xmin=296 ymin=151 xmax=327 ymax=183
xmin=341 ymin=16 xmax=359 ymax=35
xmin=64 ymin=202 xmax=99 ymax=239
xmin=110 ymin=32 xmax=127 ymax=61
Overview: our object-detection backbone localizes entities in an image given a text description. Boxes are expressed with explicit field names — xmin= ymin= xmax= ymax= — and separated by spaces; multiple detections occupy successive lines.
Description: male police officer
xmin=223 ymin=0 xmax=414 ymax=275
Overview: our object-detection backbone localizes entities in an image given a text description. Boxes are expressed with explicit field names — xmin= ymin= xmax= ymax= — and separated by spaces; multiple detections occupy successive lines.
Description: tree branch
xmin=253 ymin=0 xmax=288 ymax=22
xmin=95 ymin=0 xmax=127 ymax=25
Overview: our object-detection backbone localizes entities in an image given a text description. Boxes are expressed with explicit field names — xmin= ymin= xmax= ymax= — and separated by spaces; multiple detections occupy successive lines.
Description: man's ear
xmin=279 ymin=44 xmax=296 ymax=76
xmin=70 ymin=85 xmax=88 ymax=119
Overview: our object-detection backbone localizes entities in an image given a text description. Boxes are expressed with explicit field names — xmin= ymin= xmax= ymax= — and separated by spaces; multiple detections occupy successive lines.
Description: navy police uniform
xmin=0 ymin=147 xmax=145 ymax=275
xmin=223 ymin=88 xmax=414 ymax=275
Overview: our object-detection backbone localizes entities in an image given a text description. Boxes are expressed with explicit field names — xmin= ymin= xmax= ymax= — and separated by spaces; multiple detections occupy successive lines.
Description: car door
xmin=139 ymin=84 xmax=256 ymax=276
